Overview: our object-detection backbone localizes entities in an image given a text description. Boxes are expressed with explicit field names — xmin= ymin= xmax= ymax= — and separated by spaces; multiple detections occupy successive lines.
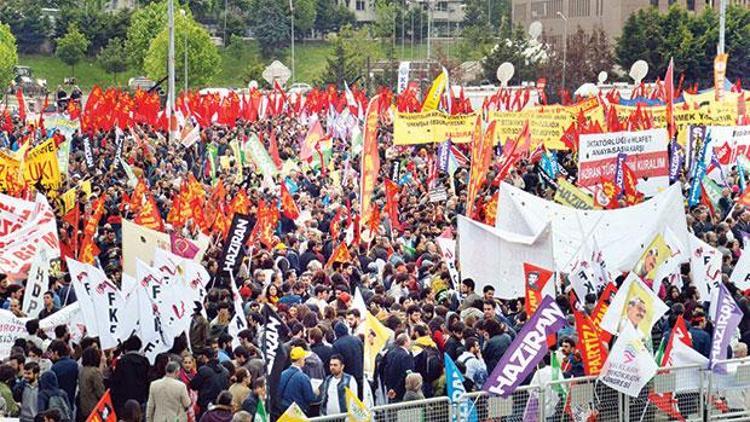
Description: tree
xmin=0 ymin=23 xmax=18 ymax=95
xmin=542 ymin=26 xmax=614 ymax=95
xmin=144 ymin=11 xmax=221 ymax=87
xmin=616 ymin=4 xmax=750 ymax=85
xmin=125 ymin=1 xmax=170 ymax=73
xmin=463 ymin=0 xmax=510 ymax=32
xmin=57 ymin=7 xmax=132 ymax=55
xmin=98 ymin=37 xmax=128 ymax=84
xmin=248 ymin=0 xmax=290 ymax=58
xmin=292 ymin=0 xmax=316 ymax=39
xmin=56 ymin=24 xmax=90 ymax=77
xmin=314 ymin=0 xmax=355 ymax=35
xmin=0 ymin=0 xmax=50 ymax=54
xmin=481 ymin=25 xmax=549 ymax=85
xmin=319 ymin=25 xmax=378 ymax=87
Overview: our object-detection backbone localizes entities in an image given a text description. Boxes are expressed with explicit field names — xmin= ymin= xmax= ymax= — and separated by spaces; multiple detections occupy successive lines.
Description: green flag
xmin=551 ymin=352 xmax=568 ymax=401
xmin=255 ymin=399 xmax=268 ymax=422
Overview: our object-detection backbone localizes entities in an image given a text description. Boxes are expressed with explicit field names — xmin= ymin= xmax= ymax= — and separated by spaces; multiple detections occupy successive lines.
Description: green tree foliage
xmin=125 ymin=1 xmax=169 ymax=73
xmin=144 ymin=11 xmax=221 ymax=87
xmin=0 ymin=0 xmax=50 ymax=54
xmin=56 ymin=24 xmax=90 ymax=77
xmin=314 ymin=0 xmax=355 ymax=35
xmin=616 ymin=4 xmax=750 ymax=83
xmin=98 ymin=37 xmax=128 ymax=84
xmin=542 ymin=26 xmax=614 ymax=94
xmin=0 ymin=23 xmax=19 ymax=94
xmin=319 ymin=25 xmax=377 ymax=88
xmin=463 ymin=0 xmax=510 ymax=32
xmin=56 ymin=8 xmax=132 ymax=55
xmin=481 ymin=25 xmax=549 ymax=84
xmin=292 ymin=0 xmax=317 ymax=39
xmin=248 ymin=0 xmax=290 ymax=58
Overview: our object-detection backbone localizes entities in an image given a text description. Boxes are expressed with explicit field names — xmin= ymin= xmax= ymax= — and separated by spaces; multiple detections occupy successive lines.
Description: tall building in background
xmin=511 ymin=0 xmax=750 ymax=49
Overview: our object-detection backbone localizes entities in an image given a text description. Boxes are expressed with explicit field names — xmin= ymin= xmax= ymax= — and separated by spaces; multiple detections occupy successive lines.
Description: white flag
xmin=730 ymin=249 xmax=750 ymax=291
xmin=22 ymin=248 xmax=51 ymax=318
xmin=599 ymin=323 xmax=658 ymax=397
xmin=689 ymin=234 xmax=722 ymax=301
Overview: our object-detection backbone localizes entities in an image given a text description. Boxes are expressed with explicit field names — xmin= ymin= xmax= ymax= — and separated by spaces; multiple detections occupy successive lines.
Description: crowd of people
xmin=0 ymin=82 xmax=750 ymax=422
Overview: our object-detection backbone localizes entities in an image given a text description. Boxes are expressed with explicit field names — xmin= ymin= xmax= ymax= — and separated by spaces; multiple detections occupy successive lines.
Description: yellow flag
xmin=632 ymin=234 xmax=671 ymax=282
xmin=345 ymin=387 xmax=370 ymax=422
xmin=364 ymin=311 xmax=393 ymax=377
xmin=620 ymin=277 xmax=665 ymax=339
xmin=59 ymin=187 xmax=77 ymax=214
xmin=22 ymin=138 xmax=61 ymax=189
xmin=0 ymin=150 xmax=22 ymax=192
xmin=421 ymin=70 xmax=447 ymax=112
xmin=277 ymin=402 xmax=308 ymax=422
xmin=553 ymin=178 xmax=596 ymax=209
xmin=79 ymin=180 xmax=92 ymax=198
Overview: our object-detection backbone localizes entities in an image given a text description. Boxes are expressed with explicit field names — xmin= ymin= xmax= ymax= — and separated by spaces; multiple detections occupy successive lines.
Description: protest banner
xmin=689 ymin=233 xmax=722 ymax=301
xmin=599 ymin=273 xmax=669 ymax=339
xmin=0 ymin=150 xmax=21 ymax=192
xmin=22 ymin=138 xmax=61 ymax=189
xmin=489 ymin=106 xmax=573 ymax=149
xmin=698 ymin=125 xmax=750 ymax=168
xmin=553 ymin=178 xmax=596 ymax=209
xmin=523 ymin=263 xmax=554 ymax=318
xmin=0 ymin=309 xmax=27 ymax=358
xmin=39 ymin=303 xmax=86 ymax=344
xmin=484 ymin=296 xmax=566 ymax=397
xmin=0 ymin=193 xmax=60 ymax=276
xmin=134 ymin=259 xmax=174 ymax=362
xmin=445 ymin=354 xmax=477 ymax=422
xmin=578 ymin=128 xmax=669 ymax=196
xmin=262 ymin=304 xmax=290 ymax=418
xmin=121 ymin=219 xmax=208 ymax=278
xmin=392 ymin=110 xmax=476 ymax=145
xmin=22 ymin=247 xmax=51 ymax=318
xmin=360 ymin=96 xmax=381 ymax=227
xmin=599 ymin=323 xmax=657 ymax=397
xmin=574 ymin=310 xmax=608 ymax=375
xmin=436 ymin=237 xmax=459 ymax=286
xmin=711 ymin=283 xmax=744 ymax=373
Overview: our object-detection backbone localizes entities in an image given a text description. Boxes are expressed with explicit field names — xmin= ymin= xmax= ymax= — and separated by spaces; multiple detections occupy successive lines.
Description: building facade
xmin=511 ymin=0 xmax=750 ymax=48
xmin=340 ymin=0 xmax=466 ymax=35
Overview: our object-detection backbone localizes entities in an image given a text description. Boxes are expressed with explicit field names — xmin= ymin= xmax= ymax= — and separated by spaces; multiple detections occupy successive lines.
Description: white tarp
xmin=495 ymin=183 xmax=689 ymax=274
xmin=122 ymin=219 xmax=209 ymax=278
xmin=457 ymin=215 xmax=555 ymax=299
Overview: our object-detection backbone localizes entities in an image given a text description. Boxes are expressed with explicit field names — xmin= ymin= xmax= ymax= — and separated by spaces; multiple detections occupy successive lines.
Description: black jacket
xmin=110 ymin=352 xmax=150 ymax=415
xmin=382 ymin=346 xmax=414 ymax=401
xmin=332 ymin=323 xmax=364 ymax=393
xmin=311 ymin=342 xmax=336 ymax=377
xmin=190 ymin=359 xmax=230 ymax=410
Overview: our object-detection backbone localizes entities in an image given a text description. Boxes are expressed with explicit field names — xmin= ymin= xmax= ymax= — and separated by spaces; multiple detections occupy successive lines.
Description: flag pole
xmin=167 ymin=0 xmax=176 ymax=143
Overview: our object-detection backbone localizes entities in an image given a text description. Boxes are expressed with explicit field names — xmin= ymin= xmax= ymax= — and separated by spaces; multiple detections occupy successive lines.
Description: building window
xmin=569 ymin=0 xmax=590 ymax=17
xmin=514 ymin=3 xmax=527 ymax=21
xmin=356 ymin=0 xmax=365 ymax=11
xmin=436 ymin=2 xmax=448 ymax=11
xmin=530 ymin=0 xmax=563 ymax=18
xmin=650 ymin=0 xmax=658 ymax=6
xmin=687 ymin=0 xmax=695 ymax=10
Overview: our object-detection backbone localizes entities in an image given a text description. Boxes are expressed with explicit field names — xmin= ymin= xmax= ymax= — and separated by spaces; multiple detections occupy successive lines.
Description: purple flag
xmin=711 ymin=283 xmax=744 ymax=373
xmin=437 ymin=139 xmax=452 ymax=173
xmin=614 ymin=153 xmax=627 ymax=198
xmin=668 ymin=139 xmax=682 ymax=184
xmin=483 ymin=296 xmax=566 ymax=397
xmin=522 ymin=392 xmax=539 ymax=422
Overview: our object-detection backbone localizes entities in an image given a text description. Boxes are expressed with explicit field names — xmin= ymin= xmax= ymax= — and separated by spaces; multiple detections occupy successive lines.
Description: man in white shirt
xmin=318 ymin=354 xmax=358 ymax=415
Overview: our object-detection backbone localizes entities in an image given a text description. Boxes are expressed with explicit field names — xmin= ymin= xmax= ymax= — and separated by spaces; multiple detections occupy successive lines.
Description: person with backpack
xmin=411 ymin=325 xmax=443 ymax=398
xmin=456 ymin=337 xmax=488 ymax=391
xmin=37 ymin=371 xmax=72 ymax=422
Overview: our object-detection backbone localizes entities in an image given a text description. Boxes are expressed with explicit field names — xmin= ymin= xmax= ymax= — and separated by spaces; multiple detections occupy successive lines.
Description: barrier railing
xmin=306 ymin=358 xmax=750 ymax=422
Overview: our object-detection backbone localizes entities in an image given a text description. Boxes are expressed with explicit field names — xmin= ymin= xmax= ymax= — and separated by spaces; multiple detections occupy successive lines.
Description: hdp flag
xmin=445 ymin=354 xmax=477 ymax=422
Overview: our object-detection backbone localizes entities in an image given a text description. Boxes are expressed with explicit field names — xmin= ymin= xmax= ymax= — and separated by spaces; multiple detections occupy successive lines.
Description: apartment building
xmin=340 ymin=0 xmax=466 ymax=35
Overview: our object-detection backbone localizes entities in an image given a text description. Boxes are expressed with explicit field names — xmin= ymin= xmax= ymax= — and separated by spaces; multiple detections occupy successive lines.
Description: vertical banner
xmin=83 ymin=136 xmax=95 ymax=170
xmin=217 ymin=214 xmax=252 ymax=283
xmin=262 ymin=304 xmax=290 ymax=418
xmin=397 ymin=61 xmax=411 ymax=94
xmin=360 ymin=96 xmax=381 ymax=230
xmin=22 ymin=247 xmax=51 ymax=318
xmin=523 ymin=263 xmax=554 ymax=317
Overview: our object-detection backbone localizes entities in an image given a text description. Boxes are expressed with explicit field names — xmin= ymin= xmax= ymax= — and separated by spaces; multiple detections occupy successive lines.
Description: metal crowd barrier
xmin=306 ymin=357 xmax=750 ymax=422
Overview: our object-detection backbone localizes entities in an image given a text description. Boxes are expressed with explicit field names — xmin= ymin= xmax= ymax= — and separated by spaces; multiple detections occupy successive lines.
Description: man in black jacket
xmin=309 ymin=327 xmax=335 ymax=377
xmin=190 ymin=347 xmax=230 ymax=417
xmin=332 ymin=321 xmax=364 ymax=397
xmin=110 ymin=336 xmax=150 ymax=416
xmin=382 ymin=333 xmax=415 ymax=403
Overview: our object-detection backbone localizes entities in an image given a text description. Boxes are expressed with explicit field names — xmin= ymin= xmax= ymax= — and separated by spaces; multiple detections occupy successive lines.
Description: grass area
xmin=19 ymin=40 xmax=458 ymax=90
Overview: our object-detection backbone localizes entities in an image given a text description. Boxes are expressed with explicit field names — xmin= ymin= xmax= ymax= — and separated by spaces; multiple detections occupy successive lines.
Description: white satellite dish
xmin=497 ymin=62 xmax=515 ymax=87
xmin=597 ymin=71 xmax=608 ymax=85
xmin=575 ymin=83 xmax=598 ymax=98
xmin=529 ymin=21 xmax=543 ymax=41
xmin=629 ymin=60 xmax=649 ymax=85
xmin=248 ymin=80 xmax=258 ymax=89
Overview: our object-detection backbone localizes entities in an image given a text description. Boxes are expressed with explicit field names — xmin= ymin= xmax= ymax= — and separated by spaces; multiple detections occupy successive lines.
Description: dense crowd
xmin=1 ymin=85 xmax=750 ymax=422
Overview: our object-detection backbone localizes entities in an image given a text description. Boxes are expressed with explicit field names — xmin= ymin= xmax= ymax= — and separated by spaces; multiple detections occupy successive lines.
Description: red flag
xmin=326 ymin=243 xmax=352 ymax=268
xmin=523 ymin=263 xmax=553 ymax=317
xmin=591 ymin=282 xmax=616 ymax=343
xmin=384 ymin=179 xmax=401 ymax=231
xmin=330 ymin=207 xmax=345 ymax=240
xmin=15 ymin=88 xmax=26 ymax=123
xmin=661 ymin=314 xmax=692 ymax=367
xmin=86 ymin=390 xmax=116 ymax=422
xmin=134 ymin=193 xmax=165 ymax=232
xmin=574 ymin=310 xmax=608 ymax=375
xmin=268 ymin=130 xmax=282 ymax=169
xmin=280 ymin=182 xmax=300 ymax=220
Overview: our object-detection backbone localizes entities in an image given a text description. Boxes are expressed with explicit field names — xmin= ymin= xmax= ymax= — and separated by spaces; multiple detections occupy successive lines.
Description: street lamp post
xmin=718 ymin=0 xmax=727 ymax=54
xmin=426 ymin=0 xmax=432 ymax=59
xmin=167 ymin=0 xmax=175 ymax=141
xmin=557 ymin=11 xmax=568 ymax=93
xmin=180 ymin=9 xmax=188 ymax=92
xmin=290 ymin=0 xmax=295 ymax=83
